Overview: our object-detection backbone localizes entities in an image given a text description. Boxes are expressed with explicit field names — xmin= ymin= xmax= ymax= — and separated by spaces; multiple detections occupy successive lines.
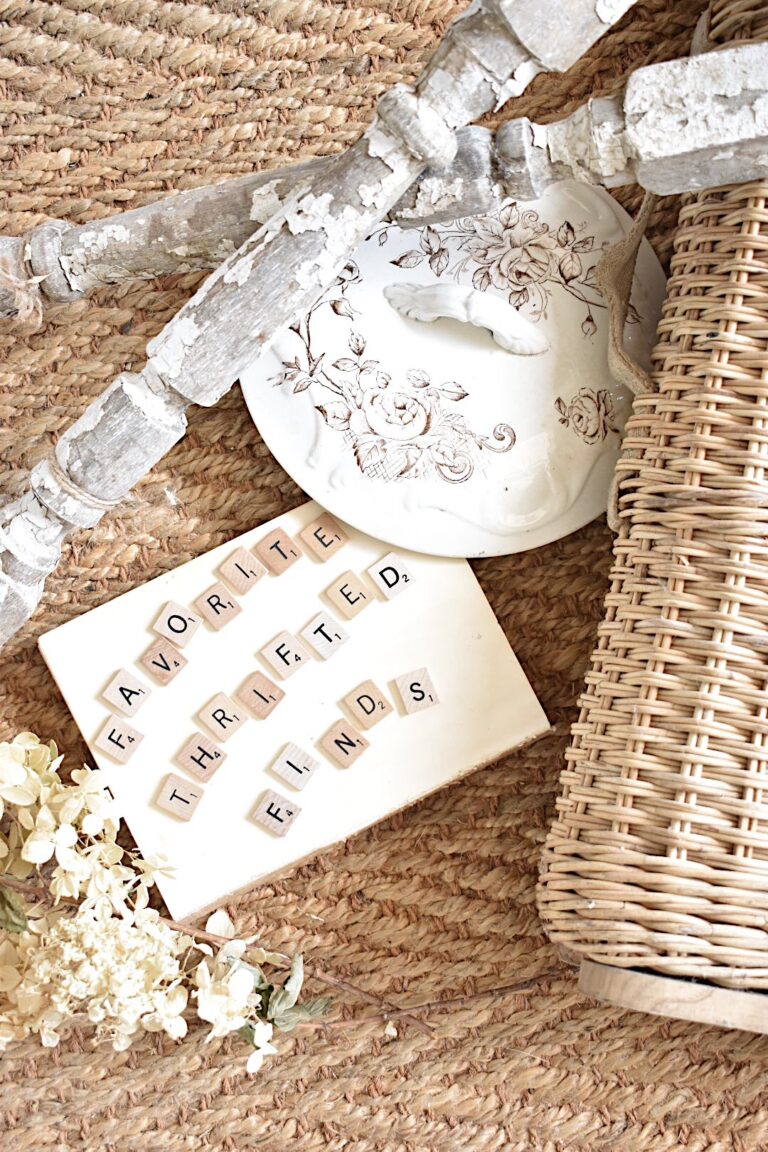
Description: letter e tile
xmin=324 ymin=571 xmax=372 ymax=619
xmin=319 ymin=720 xmax=369 ymax=768
xmin=236 ymin=671 xmax=285 ymax=719
xmin=367 ymin=552 xmax=415 ymax=600
xmin=269 ymin=743 xmax=320 ymax=791
xmin=102 ymin=668 xmax=151 ymax=717
xmin=156 ymin=773 xmax=203 ymax=821
xmin=342 ymin=680 xmax=393 ymax=730
xmin=194 ymin=582 xmax=242 ymax=631
xmin=198 ymin=693 xmax=247 ymax=741
xmin=250 ymin=789 xmax=301 ymax=836
xmin=260 ymin=631 xmax=312 ymax=679
xmin=300 ymin=611 xmax=349 ymax=660
xmin=219 ymin=547 xmax=266 ymax=595
xmin=94 ymin=714 xmax=144 ymax=764
xmin=153 ymin=601 xmax=202 ymax=648
xmin=176 ymin=732 xmax=227 ymax=781
xmin=298 ymin=513 xmax=348 ymax=561
xmin=140 ymin=638 xmax=187 ymax=685
xmin=253 ymin=528 xmax=302 ymax=575
xmin=395 ymin=667 xmax=439 ymax=714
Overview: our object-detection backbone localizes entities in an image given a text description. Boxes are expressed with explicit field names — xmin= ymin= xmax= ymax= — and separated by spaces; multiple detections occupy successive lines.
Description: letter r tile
xmin=198 ymin=693 xmax=247 ymax=741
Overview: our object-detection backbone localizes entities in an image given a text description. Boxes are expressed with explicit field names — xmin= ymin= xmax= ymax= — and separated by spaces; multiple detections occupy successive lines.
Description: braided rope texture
xmin=4 ymin=2 xmax=757 ymax=1150
xmin=539 ymin=0 xmax=768 ymax=993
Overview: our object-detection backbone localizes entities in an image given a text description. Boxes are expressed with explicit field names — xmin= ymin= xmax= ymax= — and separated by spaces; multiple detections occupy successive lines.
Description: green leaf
xmin=271 ymin=997 xmax=332 ymax=1033
xmin=0 ymin=884 xmax=28 ymax=935
xmin=267 ymin=954 xmax=304 ymax=1020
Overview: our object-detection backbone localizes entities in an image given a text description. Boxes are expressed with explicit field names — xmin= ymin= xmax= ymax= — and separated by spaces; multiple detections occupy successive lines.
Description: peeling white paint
xmin=595 ymin=0 xmax=634 ymax=24
xmin=396 ymin=176 xmax=466 ymax=219
xmin=146 ymin=316 xmax=202 ymax=381
xmin=494 ymin=60 xmax=544 ymax=112
xmin=249 ymin=179 xmax=286 ymax=223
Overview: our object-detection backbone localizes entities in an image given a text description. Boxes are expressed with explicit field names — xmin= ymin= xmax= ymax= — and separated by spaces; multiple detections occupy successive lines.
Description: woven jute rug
xmin=6 ymin=2 xmax=768 ymax=1150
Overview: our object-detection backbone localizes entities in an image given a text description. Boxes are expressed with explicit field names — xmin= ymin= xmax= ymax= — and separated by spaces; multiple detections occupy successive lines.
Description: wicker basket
xmin=538 ymin=0 xmax=768 ymax=1032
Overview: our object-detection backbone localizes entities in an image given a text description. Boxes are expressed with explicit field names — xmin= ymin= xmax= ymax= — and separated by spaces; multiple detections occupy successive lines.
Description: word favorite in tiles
xmin=251 ymin=789 xmax=301 ymax=837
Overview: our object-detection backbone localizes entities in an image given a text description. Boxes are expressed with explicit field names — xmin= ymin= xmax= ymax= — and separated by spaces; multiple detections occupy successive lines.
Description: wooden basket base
xmin=579 ymin=960 xmax=768 ymax=1034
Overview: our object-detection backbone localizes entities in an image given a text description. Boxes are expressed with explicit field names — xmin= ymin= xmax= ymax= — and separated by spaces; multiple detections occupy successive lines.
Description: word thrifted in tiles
xmin=90 ymin=510 xmax=439 ymax=839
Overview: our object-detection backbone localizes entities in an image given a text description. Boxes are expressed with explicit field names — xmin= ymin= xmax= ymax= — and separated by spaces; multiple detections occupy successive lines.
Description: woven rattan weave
xmin=538 ymin=0 xmax=768 ymax=997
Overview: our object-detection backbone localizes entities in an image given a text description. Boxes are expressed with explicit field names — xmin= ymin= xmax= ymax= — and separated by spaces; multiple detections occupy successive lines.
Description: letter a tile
xmin=102 ymin=668 xmax=151 ymax=717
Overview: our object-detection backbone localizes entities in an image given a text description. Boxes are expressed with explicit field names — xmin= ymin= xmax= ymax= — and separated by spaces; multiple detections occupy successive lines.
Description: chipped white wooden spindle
xmin=0 ymin=0 xmax=646 ymax=646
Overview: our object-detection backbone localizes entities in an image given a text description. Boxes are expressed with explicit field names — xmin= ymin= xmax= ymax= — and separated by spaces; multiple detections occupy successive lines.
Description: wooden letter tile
xmin=236 ymin=671 xmax=285 ymax=719
xmin=260 ymin=630 xmax=312 ymax=680
xmin=300 ymin=611 xmax=349 ymax=660
xmin=342 ymin=680 xmax=393 ymax=730
xmin=153 ymin=601 xmax=202 ymax=648
xmin=250 ymin=789 xmax=301 ymax=836
xmin=140 ymin=637 xmax=187 ymax=685
xmin=253 ymin=528 xmax=302 ymax=575
xmin=176 ymin=732 xmax=227 ymax=781
xmin=198 ymin=693 xmax=247 ymax=742
xmin=194 ymin=582 xmax=242 ymax=631
xmin=94 ymin=714 xmax=144 ymax=763
xmin=218 ymin=547 xmax=266 ymax=595
xmin=156 ymin=773 xmax=203 ymax=821
xmin=299 ymin=513 xmax=348 ymax=561
xmin=102 ymin=668 xmax=151 ymax=717
xmin=324 ymin=570 xmax=372 ymax=619
xmin=319 ymin=719 xmax=369 ymax=768
xmin=395 ymin=667 xmax=439 ymax=714
xmin=269 ymin=743 xmax=320 ymax=791
xmin=367 ymin=552 xmax=415 ymax=600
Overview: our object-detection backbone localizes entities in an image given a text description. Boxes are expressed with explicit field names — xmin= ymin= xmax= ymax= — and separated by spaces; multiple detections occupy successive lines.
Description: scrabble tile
xmin=194 ymin=582 xmax=242 ymax=631
xmin=139 ymin=637 xmax=188 ymax=685
xmin=153 ymin=601 xmax=202 ymax=648
xmin=176 ymin=732 xmax=227 ymax=781
xmin=395 ymin=667 xmax=440 ymax=714
xmin=102 ymin=668 xmax=151 ymax=717
xmin=269 ymin=743 xmax=320 ymax=791
xmin=198 ymin=693 xmax=247 ymax=742
xmin=236 ymin=671 xmax=285 ymax=719
xmin=300 ymin=611 xmax=349 ymax=660
xmin=367 ymin=552 xmax=415 ymax=600
xmin=324 ymin=570 xmax=373 ymax=619
xmin=342 ymin=680 xmax=393 ymax=730
xmin=260 ymin=631 xmax=312 ymax=680
xmin=299 ymin=513 xmax=348 ymax=561
xmin=250 ymin=789 xmax=301 ymax=837
xmin=253 ymin=527 xmax=302 ymax=575
xmin=94 ymin=714 xmax=144 ymax=764
xmin=219 ymin=547 xmax=266 ymax=595
xmin=319 ymin=719 xmax=369 ymax=768
xmin=156 ymin=773 xmax=203 ymax=821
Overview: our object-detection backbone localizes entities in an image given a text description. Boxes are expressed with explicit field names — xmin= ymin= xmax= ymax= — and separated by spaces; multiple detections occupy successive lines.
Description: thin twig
xmin=304 ymin=964 xmax=434 ymax=1037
